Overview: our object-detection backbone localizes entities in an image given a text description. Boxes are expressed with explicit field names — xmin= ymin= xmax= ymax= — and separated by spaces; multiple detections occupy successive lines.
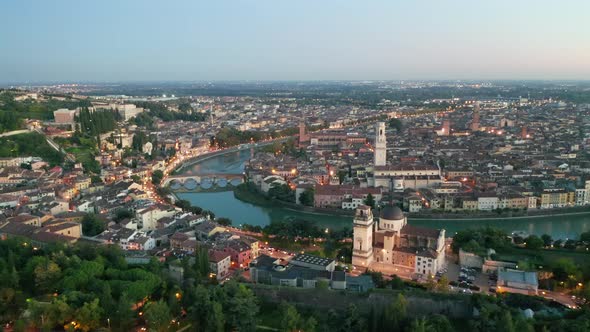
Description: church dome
xmin=380 ymin=206 xmax=404 ymax=220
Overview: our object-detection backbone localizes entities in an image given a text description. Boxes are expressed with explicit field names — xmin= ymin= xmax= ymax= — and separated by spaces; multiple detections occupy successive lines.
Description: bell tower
xmin=374 ymin=122 xmax=386 ymax=167
xmin=352 ymin=205 xmax=374 ymax=267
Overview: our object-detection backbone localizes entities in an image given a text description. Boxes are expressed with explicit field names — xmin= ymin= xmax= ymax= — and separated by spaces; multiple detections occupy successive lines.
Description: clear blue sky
xmin=1 ymin=0 xmax=589 ymax=82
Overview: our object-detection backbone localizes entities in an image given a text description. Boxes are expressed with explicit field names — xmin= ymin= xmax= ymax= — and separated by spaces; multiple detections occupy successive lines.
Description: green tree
xmin=33 ymin=259 xmax=62 ymax=294
xmin=144 ymin=300 xmax=171 ymax=332
xmin=541 ymin=234 xmax=553 ymax=247
xmin=388 ymin=118 xmax=403 ymax=131
xmin=364 ymin=193 xmax=376 ymax=208
xmin=436 ymin=275 xmax=450 ymax=293
xmin=207 ymin=301 xmax=225 ymax=332
xmin=408 ymin=318 xmax=427 ymax=332
xmin=514 ymin=316 xmax=534 ymax=332
xmin=316 ymin=279 xmax=329 ymax=290
xmin=280 ymin=302 xmax=301 ymax=332
xmin=389 ymin=275 xmax=405 ymax=290
xmin=299 ymin=188 xmax=315 ymax=206
xmin=552 ymin=258 xmax=578 ymax=281
xmin=383 ymin=294 xmax=407 ymax=331
xmin=216 ymin=217 xmax=232 ymax=226
xmin=426 ymin=314 xmax=453 ymax=332
xmin=152 ymin=170 xmax=164 ymax=185
xmin=343 ymin=304 xmax=365 ymax=332
xmin=114 ymin=209 xmax=134 ymax=222
xmin=82 ymin=213 xmax=105 ymax=236
xmin=76 ymin=299 xmax=103 ymax=332
xmin=303 ymin=317 xmax=317 ymax=332
xmin=525 ymin=235 xmax=544 ymax=250
xmin=223 ymin=281 xmax=259 ymax=332
xmin=111 ymin=292 xmax=135 ymax=332
xmin=497 ymin=310 xmax=515 ymax=332
xmin=188 ymin=285 xmax=211 ymax=328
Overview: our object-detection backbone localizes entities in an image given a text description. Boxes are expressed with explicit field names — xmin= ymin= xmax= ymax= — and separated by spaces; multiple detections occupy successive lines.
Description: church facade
xmin=352 ymin=205 xmax=446 ymax=276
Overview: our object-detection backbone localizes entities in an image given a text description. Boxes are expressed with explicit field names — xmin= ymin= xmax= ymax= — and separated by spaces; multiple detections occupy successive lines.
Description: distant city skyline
xmin=1 ymin=0 xmax=589 ymax=82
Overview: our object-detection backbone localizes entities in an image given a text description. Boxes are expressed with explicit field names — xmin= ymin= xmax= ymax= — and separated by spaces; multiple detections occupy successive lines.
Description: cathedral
xmin=352 ymin=205 xmax=446 ymax=276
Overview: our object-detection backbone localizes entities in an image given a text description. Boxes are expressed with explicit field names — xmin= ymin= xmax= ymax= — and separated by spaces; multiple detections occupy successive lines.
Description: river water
xmin=175 ymin=149 xmax=590 ymax=240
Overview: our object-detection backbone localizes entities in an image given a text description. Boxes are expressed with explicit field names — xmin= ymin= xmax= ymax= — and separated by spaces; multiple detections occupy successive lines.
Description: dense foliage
xmin=0 ymin=132 xmax=64 ymax=165
xmin=81 ymin=214 xmax=106 ymax=237
xmin=0 ymin=91 xmax=91 ymax=120
xmin=0 ymin=111 xmax=23 ymax=133
xmin=451 ymin=227 xmax=513 ymax=255
xmin=76 ymin=108 xmax=119 ymax=136
xmin=134 ymin=101 xmax=206 ymax=123
xmin=0 ymin=238 xmax=261 ymax=332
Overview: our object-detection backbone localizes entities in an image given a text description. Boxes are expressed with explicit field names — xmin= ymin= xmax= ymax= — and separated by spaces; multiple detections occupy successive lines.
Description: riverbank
xmin=409 ymin=207 xmax=590 ymax=221
xmin=233 ymin=183 xmax=354 ymax=217
xmin=234 ymin=183 xmax=590 ymax=222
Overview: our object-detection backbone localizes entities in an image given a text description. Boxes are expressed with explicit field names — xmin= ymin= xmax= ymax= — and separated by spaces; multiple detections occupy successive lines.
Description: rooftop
xmin=291 ymin=253 xmax=334 ymax=267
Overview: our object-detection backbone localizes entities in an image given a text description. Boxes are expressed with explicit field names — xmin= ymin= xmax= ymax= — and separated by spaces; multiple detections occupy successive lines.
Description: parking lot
xmin=445 ymin=261 xmax=492 ymax=294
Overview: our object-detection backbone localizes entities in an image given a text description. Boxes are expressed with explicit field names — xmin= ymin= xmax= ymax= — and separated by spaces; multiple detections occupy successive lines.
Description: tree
xmin=299 ymin=188 xmax=315 ymax=206
xmin=82 ymin=213 xmax=105 ymax=236
xmin=564 ymin=239 xmax=577 ymax=250
xmin=188 ymin=285 xmax=211 ymax=328
xmin=207 ymin=301 xmax=225 ymax=332
xmin=316 ymin=280 xmax=329 ymax=290
xmin=514 ymin=316 xmax=534 ymax=332
xmin=541 ymin=234 xmax=553 ymax=247
xmin=223 ymin=281 xmax=259 ymax=332
xmin=343 ymin=304 xmax=365 ymax=332
xmin=303 ymin=317 xmax=317 ymax=332
xmin=76 ymin=299 xmax=103 ymax=332
xmin=114 ymin=209 xmax=134 ymax=222
xmin=90 ymin=175 xmax=102 ymax=184
xmin=175 ymin=199 xmax=192 ymax=211
xmin=33 ymin=259 xmax=62 ymax=294
xmin=383 ymin=294 xmax=407 ymax=331
xmin=152 ymin=170 xmax=164 ymax=185
xmin=497 ymin=310 xmax=515 ymax=332
xmin=552 ymin=258 xmax=578 ymax=281
xmin=389 ymin=275 xmax=405 ymax=290
xmin=408 ymin=318 xmax=427 ymax=332
xmin=388 ymin=118 xmax=403 ymax=131
xmin=436 ymin=275 xmax=450 ymax=293
xmin=337 ymin=170 xmax=347 ymax=184
xmin=426 ymin=315 xmax=453 ymax=332
xmin=364 ymin=193 xmax=376 ymax=208
xmin=28 ymin=297 xmax=72 ymax=331
xmin=525 ymin=235 xmax=544 ymax=250
xmin=144 ymin=300 xmax=171 ymax=332
xmin=111 ymin=292 xmax=135 ymax=332
xmin=216 ymin=217 xmax=232 ymax=226
xmin=280 ymin=302 xmax=301 ymax=332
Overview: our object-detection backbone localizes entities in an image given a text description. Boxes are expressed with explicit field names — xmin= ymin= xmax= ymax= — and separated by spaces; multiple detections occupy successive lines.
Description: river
xmin=174 ymin=149 xmax=590 ymax=240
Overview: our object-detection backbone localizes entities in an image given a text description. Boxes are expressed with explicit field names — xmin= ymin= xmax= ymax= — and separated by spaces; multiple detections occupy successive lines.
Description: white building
xmin=209 ymin=251 xmax=232 ymax=281
xmin=137 ymin=204 xmax=179 ymax=231
xmin=477 ymin=195 xmax=499 ymax=211
xmin=374 ymin=122 xmax=387 ymax=167
xmin=352 ymin=205 xmax=446 ymax=276
xmin=112 ymin=104 xmax=144 ymax=121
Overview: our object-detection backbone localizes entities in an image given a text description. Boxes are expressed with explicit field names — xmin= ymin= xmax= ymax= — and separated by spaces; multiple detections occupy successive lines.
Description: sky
xmin=1 ymin=0 xmax=589 ymax=82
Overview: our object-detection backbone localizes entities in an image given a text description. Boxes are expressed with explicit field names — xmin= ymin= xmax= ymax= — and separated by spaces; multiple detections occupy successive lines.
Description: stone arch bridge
xmin=163 ymin=173 xmax=244 ymax=190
